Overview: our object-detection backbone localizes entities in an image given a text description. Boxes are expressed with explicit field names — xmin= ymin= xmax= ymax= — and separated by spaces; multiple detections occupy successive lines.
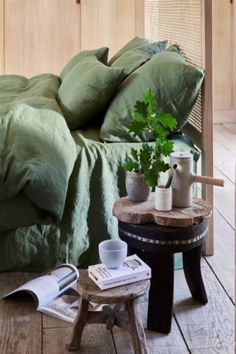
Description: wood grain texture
xmin=214 ymin=110 xmax=236 ymax=124
xmin=67 ymin=298 xmax=89 ymax=351
xmin=43 ymin=325 xmax=116 ymax=354
xmin=43 ymin=314 xmax=70 ymax=329
xmin=214 ymin=124 xmax=236 ymax=157
xmin=113 ymin=299 xmax=189 ymax=354
xmin=81 ymin=0 xmax=143 ymax=58
xmin=5 ymin=0 xmax=81 ymax=76
xmin=205 ymin=208 xmax=235 ymax=302
xmin=113 ymin=194 xmax=212 ymax=227
xmin=213 ymin=139 xmax=235 ymax=183
xmin=191 ymin=346 xmax=235 ymax=354
xmin=202 ymin=0 xmax=214 ymax=256
xmin=77 ymin=270 xmax=149 ymax=304
xmin=0 ymin=0 xmax=3 ymax=74
xmin=233 ymin=1 xmax=236 ymax=109
xmin=213 ymin=167 xmax=234 ymax=227
xmin=174 ymin=260 xmax=235 ymax=351
xmin=126 ymin=298 xmax=149 ymax=354
xmin=213 ymin=0 xmax=233 ymax=110
xmin=223 ymin=123 xmax=236 ymax=133
xmin=0 ymin=273 xmax=42 ymax=354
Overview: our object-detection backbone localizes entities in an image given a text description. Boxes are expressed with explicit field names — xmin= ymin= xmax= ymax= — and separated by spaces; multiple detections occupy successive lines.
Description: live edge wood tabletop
xmin=113 ymin=193 xmax=212 ymax=334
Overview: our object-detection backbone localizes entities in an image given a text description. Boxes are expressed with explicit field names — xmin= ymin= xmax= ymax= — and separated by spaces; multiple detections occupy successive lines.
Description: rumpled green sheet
xmin=0 ymin=127 xmax=199 ymax=272
xmin=0 ymin=74 xmax=77 ymax=229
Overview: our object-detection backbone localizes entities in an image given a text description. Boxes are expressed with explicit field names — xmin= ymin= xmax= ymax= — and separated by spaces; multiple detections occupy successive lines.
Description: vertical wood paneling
xmin=116 ymin=0 xmax=135 ymax=54
xmin=213 ymin=0 xmax=233 ymax=110
xmin=81 ymin=0 xmax=144 ymax=58
xmin=233 ymin=1 xmax=236 ymax=109
xmin=5 ymin=0 xmax=81 ymax=76
xmin=135 ymin=0 xmax=145 ymax=38
xmin=202 ymin=0 xmax=213 ymax=255
xmin=0 ymin=0 xmax=4 ymax=74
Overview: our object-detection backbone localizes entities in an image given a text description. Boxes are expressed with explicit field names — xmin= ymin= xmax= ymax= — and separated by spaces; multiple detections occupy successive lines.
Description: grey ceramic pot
xmin=125 ymin=172 xmax=151 ymax=202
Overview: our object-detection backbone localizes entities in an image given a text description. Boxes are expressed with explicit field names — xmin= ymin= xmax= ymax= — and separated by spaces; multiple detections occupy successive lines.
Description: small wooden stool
xmin=67 ymin=270 xmax=150 ymax=354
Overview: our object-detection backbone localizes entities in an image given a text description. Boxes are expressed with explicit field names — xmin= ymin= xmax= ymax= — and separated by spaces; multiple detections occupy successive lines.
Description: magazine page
xmin=39 ymin=286 xmax=80 ymax=322
xmin=3 ymin=264 xmax=79 ymax=308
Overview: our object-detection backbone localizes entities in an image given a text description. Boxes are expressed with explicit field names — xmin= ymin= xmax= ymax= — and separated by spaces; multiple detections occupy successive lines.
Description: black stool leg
xmin=146 ymin=252 xmax=174 ymax=334
xmin=183 ymin=244 xmax=208 ymax=304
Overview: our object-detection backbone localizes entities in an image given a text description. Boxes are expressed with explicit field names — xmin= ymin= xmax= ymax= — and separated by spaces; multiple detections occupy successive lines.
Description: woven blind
xmin=144 ymin=0 xmax=204 ymax=133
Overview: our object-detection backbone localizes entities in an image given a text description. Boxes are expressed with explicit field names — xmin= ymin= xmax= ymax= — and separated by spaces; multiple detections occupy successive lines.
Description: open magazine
xmin=2 ymin=264 xmax=80 ymax=323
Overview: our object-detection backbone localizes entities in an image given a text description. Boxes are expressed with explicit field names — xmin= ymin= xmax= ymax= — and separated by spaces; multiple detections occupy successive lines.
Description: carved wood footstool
xmin=67 ymin=269 xmax=150 ymax=354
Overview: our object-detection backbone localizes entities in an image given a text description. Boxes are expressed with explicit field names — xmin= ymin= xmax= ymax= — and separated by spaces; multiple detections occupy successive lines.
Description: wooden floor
xmin=0 ymin=122 xmax=235 ymax=354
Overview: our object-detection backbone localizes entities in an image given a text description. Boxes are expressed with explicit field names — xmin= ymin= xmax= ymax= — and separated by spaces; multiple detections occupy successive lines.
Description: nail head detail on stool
xmin=67 ymin=269 xmax=150 ymax=354
xmin=113 ymin=194 xmax=212 ymax=334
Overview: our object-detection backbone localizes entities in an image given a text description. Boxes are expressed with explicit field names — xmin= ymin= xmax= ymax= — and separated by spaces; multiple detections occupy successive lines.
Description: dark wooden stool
xmin=67 ymin=270 xmax=150 ymax=354
xmin=113 ymin=194 xmax=212 ymax=334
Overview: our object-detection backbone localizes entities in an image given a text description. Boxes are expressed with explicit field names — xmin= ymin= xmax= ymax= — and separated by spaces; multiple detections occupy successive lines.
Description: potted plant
xmin=123 ymin=88 xmax=177 ymax=202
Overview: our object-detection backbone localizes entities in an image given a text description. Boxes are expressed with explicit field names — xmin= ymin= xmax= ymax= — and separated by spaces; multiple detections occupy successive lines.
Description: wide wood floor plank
xmin=43 ymin=325 xmax=116 ymax=354
xmin=213 ymin=124 xmax=236 ymax=157
xmin=222 ymin=123 xmax=236 ymax=134
xmin=213 ymin=167 xmax=234 ymax=227
xmin=191 ymin=345 xmax=235 ymax=354
xmin=213 ymin=140 xmax=235 ymax=183
xmin=0 ymin=273 xmax=42 ymax=354
xmin=112 ymin=297 xmax=189 ymax=354
xmin=43 ymin=314 xmax=70 ymax=329
xmin=173 ymin=261 xmax=235 ymax=351
xmin=205 ymin=208 xmax=235 ymax=301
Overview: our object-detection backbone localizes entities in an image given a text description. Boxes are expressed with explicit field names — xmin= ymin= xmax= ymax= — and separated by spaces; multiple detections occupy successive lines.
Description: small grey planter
xmin=125 ymin=172 xmax=151 ymax=202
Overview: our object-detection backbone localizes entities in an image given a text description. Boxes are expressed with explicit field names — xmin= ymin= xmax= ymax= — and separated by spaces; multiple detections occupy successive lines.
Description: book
xmin=88 ymin=254 xmax=151 ymax=290
xmin=1 ymin=264 xmax=80 ymax=323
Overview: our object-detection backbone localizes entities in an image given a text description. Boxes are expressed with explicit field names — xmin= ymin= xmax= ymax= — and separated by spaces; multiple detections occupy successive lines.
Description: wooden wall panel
xmin=81 ymin=0 xmax=144 ymax=59
xmin=233 ymin=1 xmax=236 ymax=109
xmin=212 ymin=0 xmax=233 ymax=110
xmin=0 ymin=0 xmax=4 ymax=74
xmin=5 ymin=0 xmax=81 ymax=76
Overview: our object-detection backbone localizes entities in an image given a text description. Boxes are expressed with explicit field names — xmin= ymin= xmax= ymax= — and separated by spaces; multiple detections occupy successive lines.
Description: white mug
xmin=155 ymin=186 xmax=172 ymax=211
xmin=98 ymin=239 xmax=127 ymax=269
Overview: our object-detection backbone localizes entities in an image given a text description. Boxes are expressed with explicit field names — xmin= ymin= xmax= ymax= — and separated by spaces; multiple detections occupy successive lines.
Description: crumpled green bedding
xmin=0 ymin=126 xmax=200 ymax=272
xmin=0 ymin=74 xmax=77 ymax=228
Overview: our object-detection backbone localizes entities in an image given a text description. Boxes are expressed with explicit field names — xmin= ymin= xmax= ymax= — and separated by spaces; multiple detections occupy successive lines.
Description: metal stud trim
xmin=120 ymin=228 xmax=208 ymax=245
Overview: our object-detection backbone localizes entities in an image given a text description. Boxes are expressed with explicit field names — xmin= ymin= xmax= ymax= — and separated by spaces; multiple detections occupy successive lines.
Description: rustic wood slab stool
xmin=67 ymin=270 xmax=150 ymax=354
xmin=113 ymin=194 xmax=212 ymax=334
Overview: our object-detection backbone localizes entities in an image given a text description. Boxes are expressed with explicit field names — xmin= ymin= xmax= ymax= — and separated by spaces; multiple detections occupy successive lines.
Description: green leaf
xmin=122 ymin=159 xmax=139 ymax=172
xmin=158 ymin=113 xmax=177 ymax=132
xmin=129 ymin=119 xmax=146 ymax=136
xmin=130 ymin=148 xmax=139 ymax=161
xmin=139 ymin=144 xmax=152 ymax=170
xmin=144 ymin=88 xmax=157 ymax=116
xmin=161 ymin=140 xmax=174 ymax=156
xmin=134 ymin=100 xmax=148 ymax=116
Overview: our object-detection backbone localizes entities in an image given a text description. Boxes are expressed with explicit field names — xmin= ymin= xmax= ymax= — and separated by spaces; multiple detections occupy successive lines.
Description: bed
xmin=0 ymin=1 xmax=213 ymax=271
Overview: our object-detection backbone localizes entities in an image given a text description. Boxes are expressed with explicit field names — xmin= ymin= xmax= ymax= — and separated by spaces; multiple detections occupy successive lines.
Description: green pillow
xmin=60 ymin=47 xmax=109 ymax=80
xmin=110 ymin=40 xmax=167 ymax=76
xmin=100 ymin=51 xmax=204 ymax=142
xmin=58 ymin=56 xmax=125 ymax=130
xmin=109 ymin=37 xmax=148 ymax=65
xmin=109 ymin=37 xmax=167 ymax=65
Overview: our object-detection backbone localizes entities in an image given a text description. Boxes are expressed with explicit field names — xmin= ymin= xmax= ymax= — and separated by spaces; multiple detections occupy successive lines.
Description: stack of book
xmin=88 ymin=254 xmax=151 ymax=290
